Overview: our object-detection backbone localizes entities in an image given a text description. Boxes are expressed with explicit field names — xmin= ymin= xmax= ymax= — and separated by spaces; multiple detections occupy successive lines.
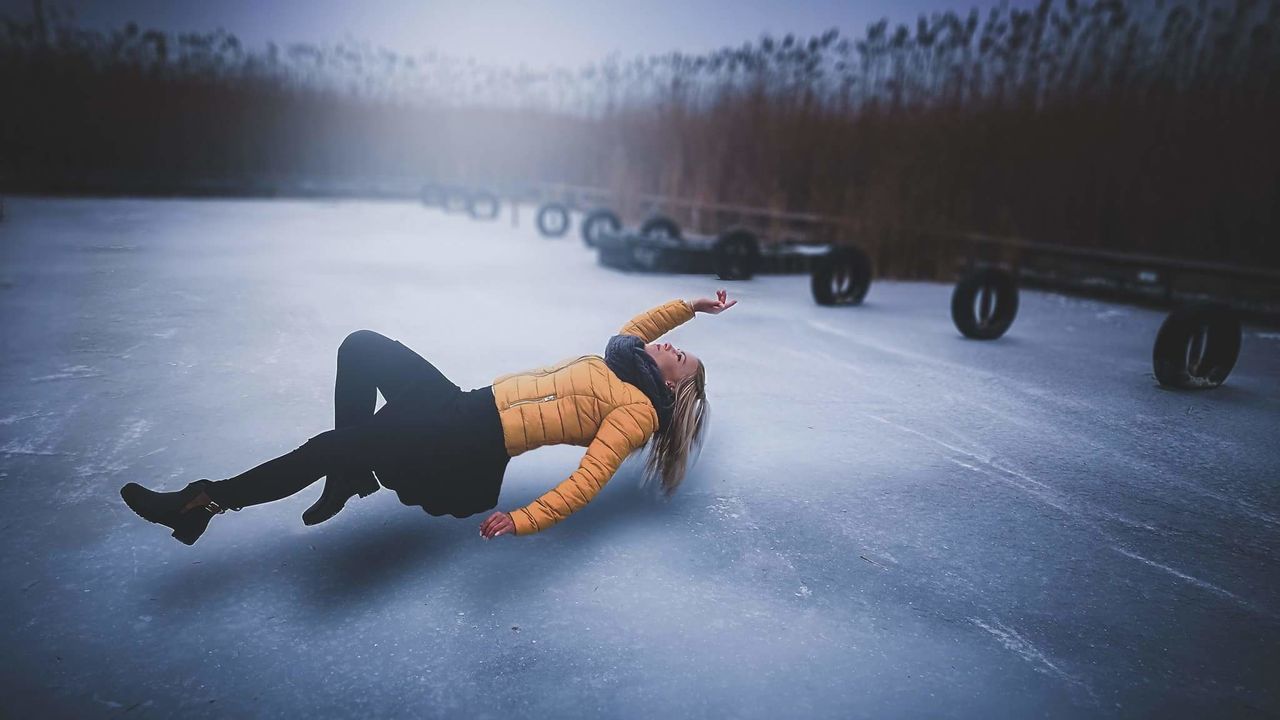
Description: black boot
xmin=302 ymin=471 xmax=379 ymax=526
xmin=120 ymin=479 xmax=229 ymax=546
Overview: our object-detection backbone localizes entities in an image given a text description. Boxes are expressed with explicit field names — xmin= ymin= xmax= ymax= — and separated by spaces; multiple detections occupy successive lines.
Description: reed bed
xmin=2 ymin=0 xmax=1276 ymax=273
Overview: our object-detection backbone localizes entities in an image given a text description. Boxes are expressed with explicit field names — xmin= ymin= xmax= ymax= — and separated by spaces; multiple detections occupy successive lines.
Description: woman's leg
xmin=330 ymin=330 xmax=461 ymax=493
xmin=203 ymin=420 xmax=410 ymax=510
xmin=203 ymin=330 xmax=461 ymax=513
xmin=335 ymin=329 xmax=461 ymax=427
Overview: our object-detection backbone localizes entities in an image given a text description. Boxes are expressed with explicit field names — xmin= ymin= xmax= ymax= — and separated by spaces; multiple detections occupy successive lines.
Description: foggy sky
xmin=3 ymin=0 xmax=1044 ymax=69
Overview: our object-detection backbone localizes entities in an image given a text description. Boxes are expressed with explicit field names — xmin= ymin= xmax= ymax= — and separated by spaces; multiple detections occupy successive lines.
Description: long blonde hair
xmin=639 ymin=361 xmax=709 ymax=498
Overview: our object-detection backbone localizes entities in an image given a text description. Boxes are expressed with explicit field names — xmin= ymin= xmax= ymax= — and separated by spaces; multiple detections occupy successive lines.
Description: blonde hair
xmin=639 ymin=361 xmax=709 ymax=498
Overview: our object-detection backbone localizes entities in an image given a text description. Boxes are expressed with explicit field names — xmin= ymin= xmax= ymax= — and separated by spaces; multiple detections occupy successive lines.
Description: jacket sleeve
xmin=508 ymin=403 xmax=657 ymax=535
xmin=617 ymin=299 xmax=695 ymax=343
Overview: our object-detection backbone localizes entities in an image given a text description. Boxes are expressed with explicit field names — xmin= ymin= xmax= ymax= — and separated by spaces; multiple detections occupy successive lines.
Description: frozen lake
xmin=1 ymin=197 xmax=1277 ymax=718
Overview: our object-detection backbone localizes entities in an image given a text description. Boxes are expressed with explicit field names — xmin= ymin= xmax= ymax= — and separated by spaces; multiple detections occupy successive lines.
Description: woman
xmin=120 ymin=291 xmax=737 ymax=545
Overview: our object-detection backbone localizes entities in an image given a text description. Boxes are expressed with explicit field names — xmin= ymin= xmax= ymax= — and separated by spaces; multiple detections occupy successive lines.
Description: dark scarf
xmin=604 ymin=334 xmax=674 ymax=434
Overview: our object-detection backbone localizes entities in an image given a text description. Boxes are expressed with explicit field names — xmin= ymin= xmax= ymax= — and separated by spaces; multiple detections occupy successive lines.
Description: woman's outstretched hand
xmin=480 ymin=510 xmax=515 ymax=539
xmin=692 ymin=289 xmax=737 ymax=315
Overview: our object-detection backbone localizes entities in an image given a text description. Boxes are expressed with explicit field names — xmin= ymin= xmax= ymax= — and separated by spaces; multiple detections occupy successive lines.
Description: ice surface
xmin=1 ymin=197 xmax=1277 ymax=718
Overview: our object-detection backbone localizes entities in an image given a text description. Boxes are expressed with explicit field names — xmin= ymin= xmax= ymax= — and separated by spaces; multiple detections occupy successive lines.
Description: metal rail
xmin=951 ymin=231 xmax=1280 ymax=285
xmin=535 ymin=182 xmax=848 ymax=227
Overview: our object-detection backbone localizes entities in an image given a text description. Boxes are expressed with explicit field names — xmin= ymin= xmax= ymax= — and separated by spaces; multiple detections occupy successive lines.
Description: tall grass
xmin=2 ymin=0 xmax=1277 ymax=271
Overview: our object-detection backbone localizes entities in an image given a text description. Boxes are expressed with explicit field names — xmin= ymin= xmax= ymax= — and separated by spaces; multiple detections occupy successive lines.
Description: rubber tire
xmin=1152 ymin=302 xmax=1242 ymax=389
xmin=713 ymin=229 xmax=761 ymax=281
xmin=468 ymin=191 xmax=500 ymax=220
xmin=442 ymin=187 xmax=470 ymax=214
xmin=419 ymin=183 xmax=444 ymax=207
xmin=640 ymin=215 xmax=682 ymax=242
xmin=536 ymin=203 xmax=571 ymax=238
xmin=951 ymin=267 xmax=1018 ymax=339
xmin=811 ymin=246 xmax=872 ymax=305
xmin=581 ymin=208 xmax=622 ymax=247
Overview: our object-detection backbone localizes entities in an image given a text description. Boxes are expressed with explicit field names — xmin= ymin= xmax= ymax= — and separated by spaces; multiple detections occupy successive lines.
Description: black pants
xmin=204 ymin=330 xmax=507 ymax=515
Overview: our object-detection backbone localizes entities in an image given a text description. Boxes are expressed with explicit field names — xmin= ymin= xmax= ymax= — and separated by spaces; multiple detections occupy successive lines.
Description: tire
xmin=536 ymin=203 xmax=570 ymax=238
xmin=713 ymin=229 xmax=760 ymax=281
xmin=951 ymin=267 xmax=1018 ymax=339
xmin=811 ymin=246 xmax=872 ymax=305
xmin=640 ymin=215 xmax=682 ymax=242
xmin=442 ymin=187 xmax=470 ymax=214
xmin=1152 ymin=302 xmax=1242 ymax=389
xmin=419 ymin=183 xmax=444 ymax=207
xmin=468 ymin=191 xmax=500 ymax=220
xmin=581 ymin=208 xmax=622 ymax=247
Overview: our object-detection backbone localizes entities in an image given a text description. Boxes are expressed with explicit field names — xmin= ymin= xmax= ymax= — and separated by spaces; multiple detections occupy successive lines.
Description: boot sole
xmin=302 ymin=491 xmax=351 ymax=526
xmin=302 ymin=473 xmax=377 ymax=526
xmin=302 ymin=502 xmax=346 ymax=526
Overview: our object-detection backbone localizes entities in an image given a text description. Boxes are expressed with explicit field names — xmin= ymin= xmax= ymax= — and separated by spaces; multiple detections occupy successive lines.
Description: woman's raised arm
xmin=617 ymin=290 xmax=737 ymax=343
xmin=690 ymin=289 xmax=737 ymax=315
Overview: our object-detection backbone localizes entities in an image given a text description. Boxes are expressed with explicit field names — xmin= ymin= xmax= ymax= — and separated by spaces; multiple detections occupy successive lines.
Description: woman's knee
xmin=339 ymin=329 xmax=388 ymax=358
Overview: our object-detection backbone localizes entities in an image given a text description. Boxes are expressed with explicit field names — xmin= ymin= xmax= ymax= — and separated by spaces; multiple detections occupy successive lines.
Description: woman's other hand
xmin=480 ymin=511 xmax=515 ymax=539
xmin=692 ymin=289 xmax=737 ymax=315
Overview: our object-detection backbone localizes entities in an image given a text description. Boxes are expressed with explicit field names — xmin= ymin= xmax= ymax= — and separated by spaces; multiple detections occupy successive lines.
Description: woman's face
xmin=645 ymin=341 xmax=700 ymax=392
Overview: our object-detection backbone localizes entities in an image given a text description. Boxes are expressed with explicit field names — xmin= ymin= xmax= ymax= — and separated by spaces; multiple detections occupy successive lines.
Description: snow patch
xmin=707 ymin=495 xmax=751 ymax=525
xmin=0 ymin=411 xmax=53 ymax=425
xmin=30 ymin=365 xmax=104 ymax=382
xmin=0 ymin=441 xmax=64 ymax=456
xmin=62 ymin=418 xmax=155 ymax=502
xmin=968 ymin=616 xmax=1095 ymax=704
xmin=1111 ymin=546 xmax=1253 ymax=610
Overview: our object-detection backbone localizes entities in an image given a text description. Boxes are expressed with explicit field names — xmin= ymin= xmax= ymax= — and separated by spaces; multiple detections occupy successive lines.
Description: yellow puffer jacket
xmin=490 ymin=298 xmax=695 ymax=535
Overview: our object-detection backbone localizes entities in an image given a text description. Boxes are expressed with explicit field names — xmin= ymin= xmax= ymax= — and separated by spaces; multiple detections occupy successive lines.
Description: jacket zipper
xmin=523 ymin=354 xmax=599 ymax=378
xmin=508 ymin=393 xmax=557 ymax=408
xmin=500 ymin=354 xmax=602 ymax=408
xmin=492 ymin=355 xmax=601 ymax=385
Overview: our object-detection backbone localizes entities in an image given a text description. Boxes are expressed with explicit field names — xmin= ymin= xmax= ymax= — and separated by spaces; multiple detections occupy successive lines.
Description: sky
xmin=3 ymin=0 xmax=1044 ymax=69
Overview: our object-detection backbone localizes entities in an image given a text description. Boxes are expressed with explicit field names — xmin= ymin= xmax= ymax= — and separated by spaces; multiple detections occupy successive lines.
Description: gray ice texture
xmin=1 ymin=197 xmax=1277 ymax=719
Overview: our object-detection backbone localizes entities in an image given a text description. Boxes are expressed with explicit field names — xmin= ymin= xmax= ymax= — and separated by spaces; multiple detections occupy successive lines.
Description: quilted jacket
xmin=491 ymin=298 xmax=695 ymax=535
